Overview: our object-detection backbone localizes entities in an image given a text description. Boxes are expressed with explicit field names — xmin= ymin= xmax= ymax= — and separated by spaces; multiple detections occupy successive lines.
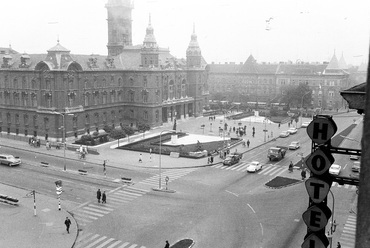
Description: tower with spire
xmin=105 ymin=0 xmax=134 ymax=56
xmin=141 ymin=14 xmax=159 ymax=68
xmin=186 ymin=24 xmax=202 ymax=68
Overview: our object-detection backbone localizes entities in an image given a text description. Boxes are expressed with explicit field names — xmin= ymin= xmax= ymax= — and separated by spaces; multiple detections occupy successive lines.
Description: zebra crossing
xmin=74 ymin=231 xmax=147 ymax=248
xmin=211 ymin=162 xmax=286 ymax=176
xmin=72 ymin=186 xmax=150 ymax=226
xmin=338 ymin=215 xmax=356 ymax=248
xmin=73 ymin=168 xmax=197 ymax=226
xmin=139 ymin=168 xmax=198 ymax=188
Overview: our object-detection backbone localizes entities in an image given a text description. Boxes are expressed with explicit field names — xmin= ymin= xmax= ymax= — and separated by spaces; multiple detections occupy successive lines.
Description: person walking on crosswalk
xmin=102 ymin=191 xmax=107 ymax=204
xmin=97 ymin=189 xmax=101 ymax=203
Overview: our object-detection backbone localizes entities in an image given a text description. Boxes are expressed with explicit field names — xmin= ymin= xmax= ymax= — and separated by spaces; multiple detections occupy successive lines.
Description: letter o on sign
xmin=305 ymin=147 xmax=334 ymax=175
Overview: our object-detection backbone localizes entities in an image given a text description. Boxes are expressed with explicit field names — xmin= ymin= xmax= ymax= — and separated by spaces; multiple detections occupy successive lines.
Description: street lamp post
xmin=158 ymin=130 xmax=175 ymax=190
xmin=300 ymin=91 xmax=311 ymax=127
xmin=54 ymin=112 xmax=73 ymax=171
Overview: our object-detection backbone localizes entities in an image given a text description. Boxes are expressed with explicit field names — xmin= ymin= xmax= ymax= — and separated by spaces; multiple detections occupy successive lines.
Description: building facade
xmin=0 ymin=0 xmax=209 ymax=142
xmin=209 ymin=53 xmax=351 ymax=110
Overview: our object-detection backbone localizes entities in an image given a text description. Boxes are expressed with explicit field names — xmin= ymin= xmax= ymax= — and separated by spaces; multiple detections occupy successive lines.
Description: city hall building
xmin=0 ymin=0 xmax=209 ymax=141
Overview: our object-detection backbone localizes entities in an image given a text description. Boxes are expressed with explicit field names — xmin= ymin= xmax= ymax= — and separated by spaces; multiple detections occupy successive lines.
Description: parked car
xmin=0 ymin=154 xmax=21 ymax=167
xmin=301 ymin=121 xmax=311 ymax=128
xmin=279 ymin=131 xmax=290 ymax=138
xmin=350 ymin=155 xmax=359 ymax=160
xmin=287 ymin=128 xmax=298 ymax=134
xmin=288 ymin=141 xmax=300 ymax=150
xmin=329 ymin=164 xmax=341 ymax=176
xmin=246 ymin=161 xmax=262 ymax=172
xmin=352 ymin=161 xmax=360 ymax=172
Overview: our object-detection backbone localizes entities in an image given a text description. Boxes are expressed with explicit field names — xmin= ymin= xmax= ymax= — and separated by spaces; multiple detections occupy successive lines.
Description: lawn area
xmin=117 ymin=132 xmax=241 ymax=159
xmin=265 ymin=176 xmax=302 ymax=188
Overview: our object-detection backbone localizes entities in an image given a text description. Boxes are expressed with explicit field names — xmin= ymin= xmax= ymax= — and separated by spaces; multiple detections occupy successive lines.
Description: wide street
xmin=0 ymin=111 xmax=361 ymax=248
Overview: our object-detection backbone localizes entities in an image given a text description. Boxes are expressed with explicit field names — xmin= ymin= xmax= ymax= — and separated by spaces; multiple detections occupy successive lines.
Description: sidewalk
xmin=0 ymin=183 xmax=77 ymax=248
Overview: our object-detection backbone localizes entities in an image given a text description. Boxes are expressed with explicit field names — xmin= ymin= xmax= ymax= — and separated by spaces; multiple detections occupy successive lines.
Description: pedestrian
xmin=102 ymin=191 xmax=106 ymax=204
xmin=247 ymin=140 xmax=250 ymax=148
xmin=64 ymin=217 xmax=71 ymax=233
xmin=103 ymin=160 xmax=107 ymax=176
xmin=301 ymin=169 xmax=306 ymax=180
xmin=278 ymin=123 xmax=281 ymax=128
xmin=139 ymin=153 xmax=142 ymax=163
xmin=252 ymin=131 xmax=255 ymax=137
xmin=97 ymin=189 xmax=101 ymax=203
xmin=164 ymin=240 xmax=170 ymax=248
xmin=337 ymin=242 xmax=341 ymax=248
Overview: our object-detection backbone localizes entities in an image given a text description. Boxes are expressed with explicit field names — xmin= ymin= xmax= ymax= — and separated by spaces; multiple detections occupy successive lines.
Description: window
xmin=84 ymin=93 xmax=89 ymax=106
xmin=15 ymin=114 xmax=20 ymax=125
xmin=155 ymin=110 xmax=159 ymax=122
xmin=130 ymin=91 xmax=135 ymax=102
xmin=143 ymin=76 xmax=147 ymax=88
xmin=143 ymin=111 xmax=148 ymax=120
xmin=142 ymin=90 xmax=148 ymax=103
xmin=130 ymin=109 xmax=134 ymax=118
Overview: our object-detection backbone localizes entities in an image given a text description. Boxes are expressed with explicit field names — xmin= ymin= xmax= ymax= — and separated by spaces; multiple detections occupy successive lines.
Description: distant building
xmin=0 ymin=0 xmax=209 ymax=142
xmin=208 ymin=53 xmax=351 ymax=110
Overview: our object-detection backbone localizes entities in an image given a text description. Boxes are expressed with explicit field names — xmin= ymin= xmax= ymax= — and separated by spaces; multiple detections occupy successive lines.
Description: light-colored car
xmin=0 ymin=154 xmax=21 ymax=167
xmin=246 ymin=161 xmax=262 ymax=173
xmin=287 ymin=128 xmax=298 ymax=134
xmin=279 ymin=131 xmax=290 ymax=138
xmin=329 ymin=164 xmax=341 ymax=176
xmin=288 ymin=141 xmax=300 ymax=150
xmin=352 ymin=161 xmax=360 ymax=172
xmin=350 ymin=155 xmax=359 ymax=160
xmin=301 ymin=121 xmax=311 ymax=128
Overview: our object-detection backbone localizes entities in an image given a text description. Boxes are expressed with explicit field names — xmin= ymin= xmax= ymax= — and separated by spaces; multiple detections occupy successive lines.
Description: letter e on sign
xmin=307 ymin=116 xmax=337 ymax=144
xmin=302 ymin=204 xmax=332 ymax=232
xmin=305 ymin=177 xmax=331 ymax=203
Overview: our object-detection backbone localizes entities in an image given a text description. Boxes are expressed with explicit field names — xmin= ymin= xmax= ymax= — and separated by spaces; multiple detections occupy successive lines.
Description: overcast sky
xmin=1 ymin=0 xmax=369 ymax=66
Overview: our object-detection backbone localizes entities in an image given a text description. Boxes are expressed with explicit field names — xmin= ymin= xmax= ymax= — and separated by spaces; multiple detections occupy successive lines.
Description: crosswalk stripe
xmin=88 ymin=204 xmax=114 ymax=211
xmin=258 ymin=166 xmax=275 ymax=174
xmin=231 ymin=163 xmax=248 ymax=171
xmin=96 ymin=238 xmax=115 ymax=248
xmin=107 ymin=240 xmax=122 ymax=248
xmin=128 ymin=244 xmax=137 ymax=248
xmin=78 ymin=209 xmax=105 ymax=217
xmin=74 ymin=216 xmax=92 ymax=223
xmin=108 ymin=197 xmax=132 ymax=203
xmin=117 ymin=242 xmax=130 ymax=248
xmin=115 ymin=191 xmax=141 ymax=197
xmin=269 ymin=167 xmax=284 ymax=176
xmin=74 ymin=212 xmax=99 ymax=220
xmin=75 ymin=234 xmax=100 ymax=248
xmin=124 ymin=187 xmax=149 ymax=194
xmin=84 ymin=236 xmax=107 ymax=248
xmin=83 ymin=206 xmax=111 ymax=214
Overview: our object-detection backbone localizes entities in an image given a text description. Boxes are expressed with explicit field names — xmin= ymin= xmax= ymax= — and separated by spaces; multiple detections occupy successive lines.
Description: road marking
xmin=260 ymin=223 xmax=264 ymax=236
xmin=247 ymin=203 xmax=256 ymax=213
xmin=225 ymin=190 xmax=239 ymax=197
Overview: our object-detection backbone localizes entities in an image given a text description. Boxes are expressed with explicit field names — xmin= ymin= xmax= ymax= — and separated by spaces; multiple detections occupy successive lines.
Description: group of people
xmin=96 ymin=189 xmax=107 ymax=204
xmin=28 ymin=137 xmax=41 ymax=147
xmin=288 ymin=161 xmax=308 ymax=180
xmin=78 ymin=145 xmax=88 ymax=159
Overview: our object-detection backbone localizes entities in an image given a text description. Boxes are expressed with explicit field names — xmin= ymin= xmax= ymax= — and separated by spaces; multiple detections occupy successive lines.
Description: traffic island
xmin=265 ymin=176 xmax=302 ymax=189
xmin=152 ymin=187 xmax=176 ymax=193
xmin=170 ymin=238 xmax=195 ymax=248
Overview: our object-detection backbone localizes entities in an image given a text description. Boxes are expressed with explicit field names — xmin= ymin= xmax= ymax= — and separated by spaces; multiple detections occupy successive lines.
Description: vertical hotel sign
xmin=301 ymin=115 xmax=337 ymax=248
